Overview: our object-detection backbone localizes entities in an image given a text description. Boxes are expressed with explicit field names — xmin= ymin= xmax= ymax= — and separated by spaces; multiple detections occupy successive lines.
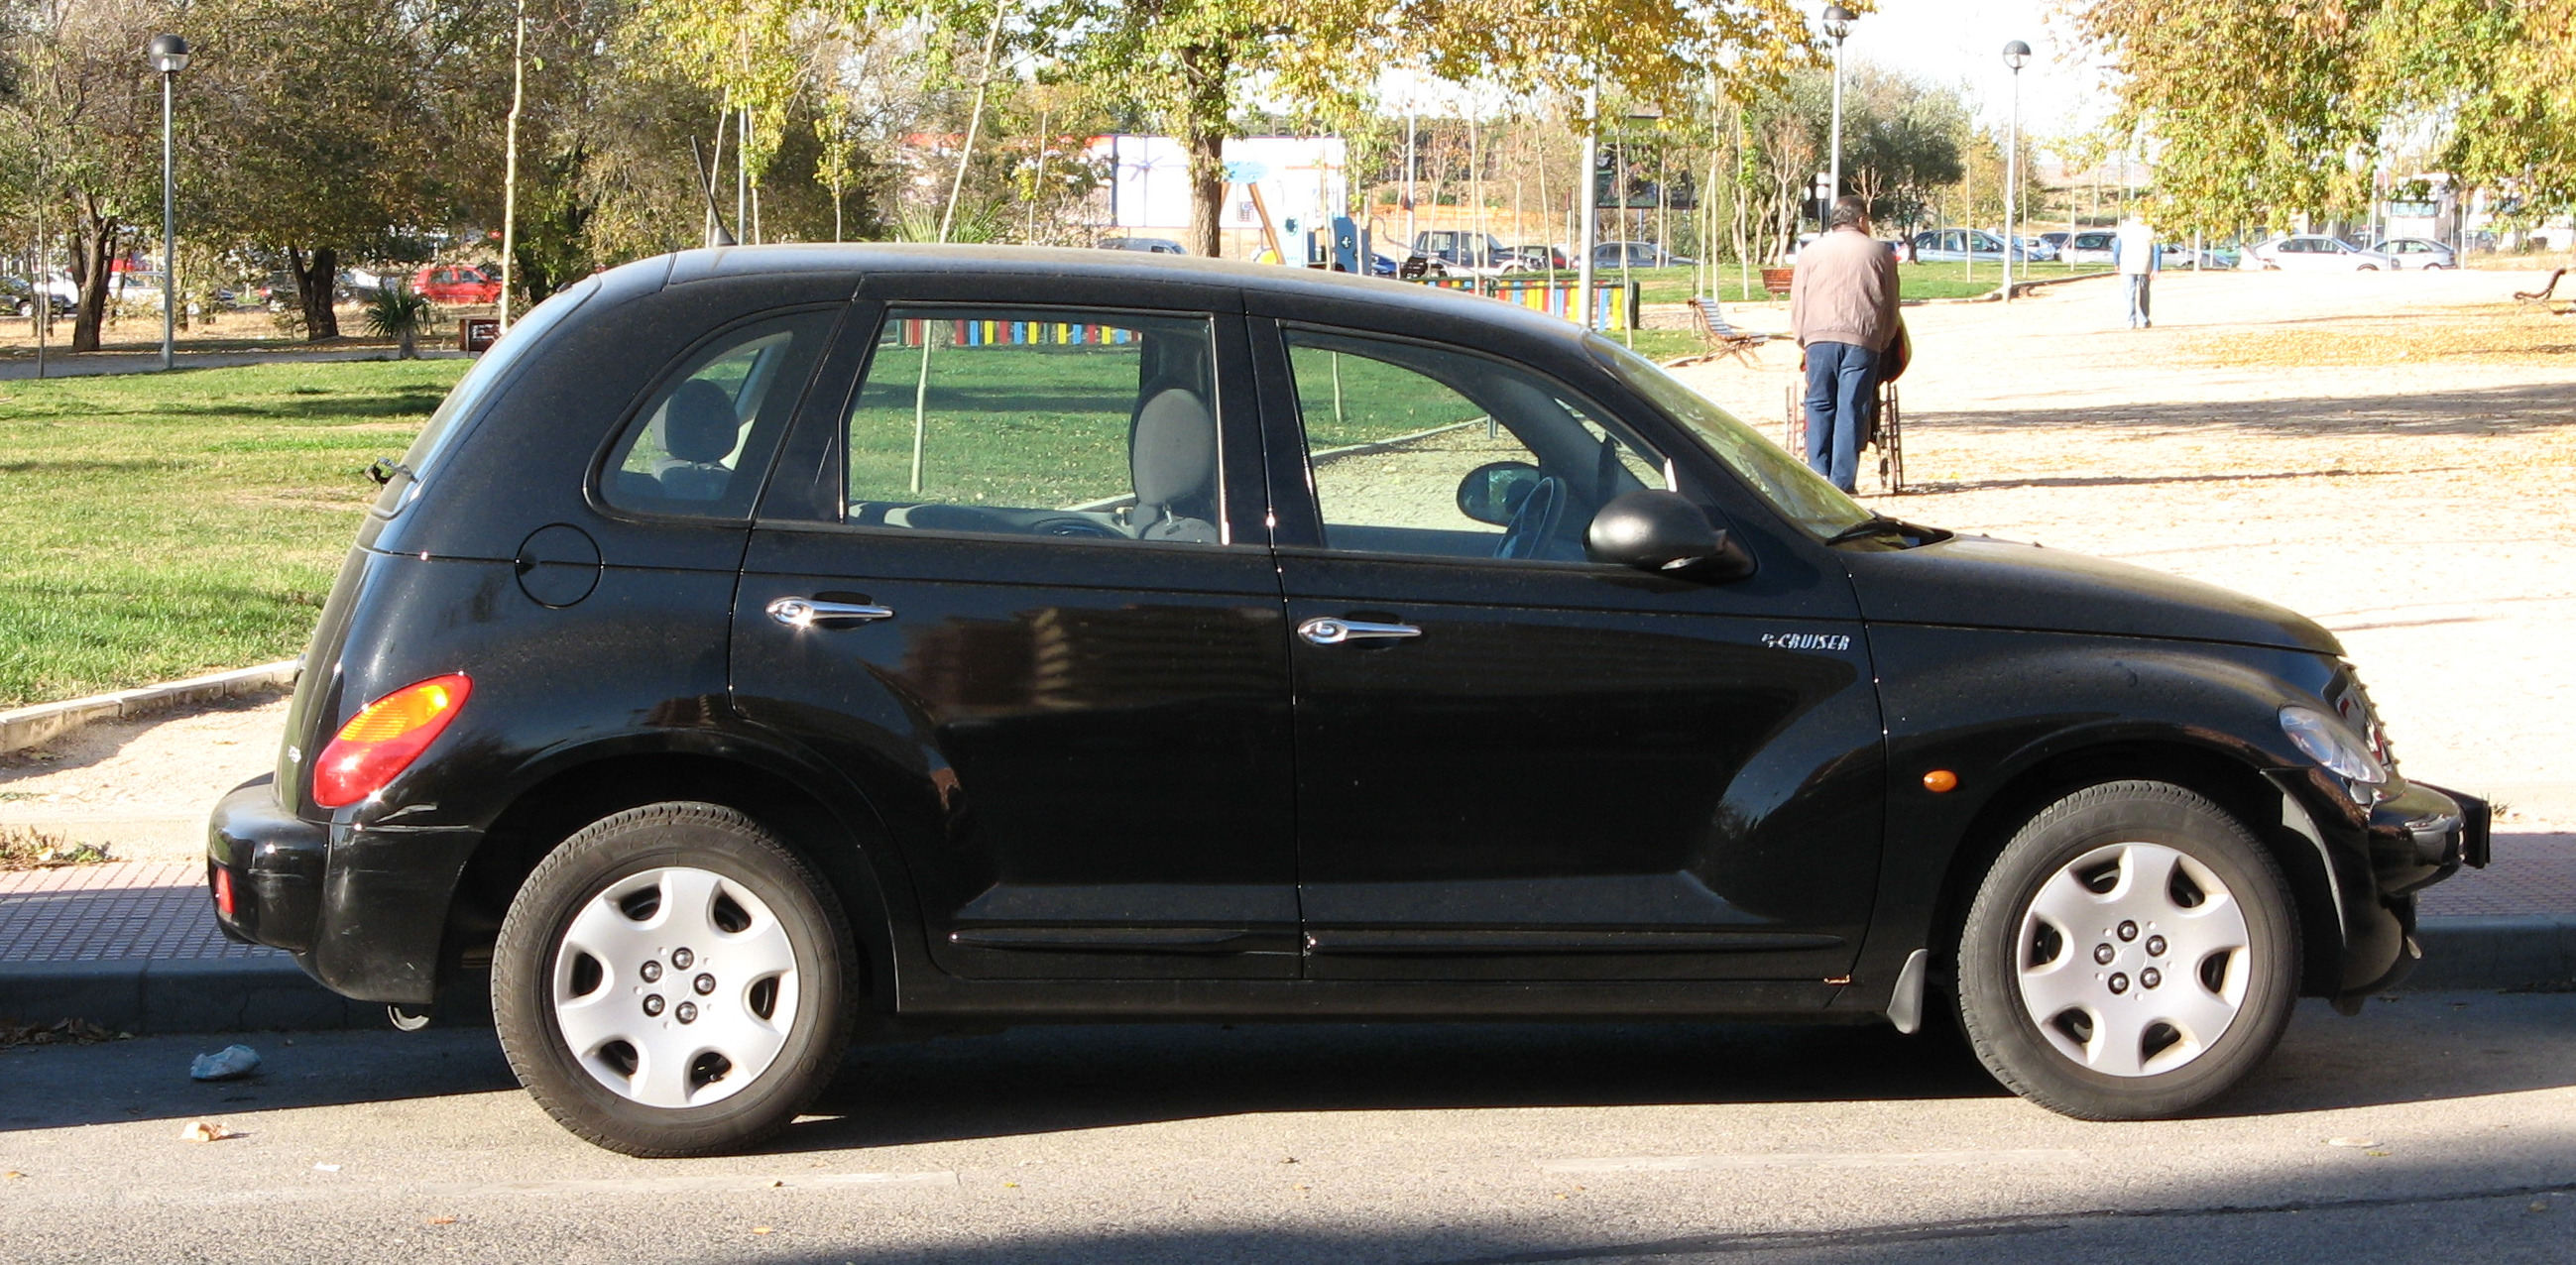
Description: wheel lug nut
xmin=639 ymin=961 xmax=662 ymax=983
xmin=671 ymin=948 xmax=694 ymax=970
xmin=2145 ymin=935 xmax=2166 ymax=956
xmin=2094 ymin=943 xmax=2116 ymax=965
xmin=675 ymin=1001 xmax=698 ymax=1024
xmin=2141 ymin=968 xmax=2163 ymax=989
xmin=2117 ymin=921 xmax=2139 ymax=942
xmin=693 ymin=973 xmax=716 ymax=995
xmin=2108 ymin=973 xmax=2130 ymax=994
xmin=642 ymin=993 xmax=664 ymax=1016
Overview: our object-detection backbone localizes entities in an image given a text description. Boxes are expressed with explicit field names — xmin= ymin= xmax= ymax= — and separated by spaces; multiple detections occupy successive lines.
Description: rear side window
xmin=600 ymin=308 xmax=836 ymax=520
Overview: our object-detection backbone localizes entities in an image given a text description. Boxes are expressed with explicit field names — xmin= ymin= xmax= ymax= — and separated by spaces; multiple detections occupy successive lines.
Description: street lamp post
xmin=1822 ymin=5 xmax=1853 ymax=211
xmin=1577 ymin=86 xmax=1598 ymax=329
xmin=149 ymin=34 xmax=188 ymax=371
xmin=2002 ymin=40 xmax=2030 ymax=301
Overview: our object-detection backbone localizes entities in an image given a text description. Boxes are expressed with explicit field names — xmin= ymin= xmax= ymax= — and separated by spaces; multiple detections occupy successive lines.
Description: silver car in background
xmin=2242 ymin=235 xmax=2398 ymax=271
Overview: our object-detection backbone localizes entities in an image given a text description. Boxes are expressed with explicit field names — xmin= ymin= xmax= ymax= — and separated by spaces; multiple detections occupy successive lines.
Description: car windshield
xmin=1584 ymin=335 xmax=1875 ymax=538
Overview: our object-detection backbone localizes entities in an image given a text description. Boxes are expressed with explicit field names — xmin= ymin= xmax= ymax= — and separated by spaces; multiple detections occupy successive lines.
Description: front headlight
xmin=2280 ymin=705 xmax=2388 ymax=786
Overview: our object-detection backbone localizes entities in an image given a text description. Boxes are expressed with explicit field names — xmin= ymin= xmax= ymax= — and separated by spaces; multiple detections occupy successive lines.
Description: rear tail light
xmin=211 ymin=864 xmax=236 ymax=918
xmin=312 ymin=673 xmax=472 ymax=809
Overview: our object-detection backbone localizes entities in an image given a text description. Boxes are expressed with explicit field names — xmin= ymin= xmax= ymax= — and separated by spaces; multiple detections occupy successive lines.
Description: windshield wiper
xmin=1825 ymin=516 xmax=1951 ymax=547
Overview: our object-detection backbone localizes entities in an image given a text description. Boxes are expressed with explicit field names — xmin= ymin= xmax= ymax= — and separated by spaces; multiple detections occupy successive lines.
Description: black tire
xmin=493 ymin=802 xmax=857 ymax=1157
xmin=1956 ymin=780 xmax=2298 ymax=1120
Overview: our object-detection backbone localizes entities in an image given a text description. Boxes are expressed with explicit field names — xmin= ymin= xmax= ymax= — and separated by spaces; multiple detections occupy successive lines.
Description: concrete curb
xmin=0 ymin=916 xmax=2563 ymax=1036
xmin=0 ymin=660 xmax=299 ymax=756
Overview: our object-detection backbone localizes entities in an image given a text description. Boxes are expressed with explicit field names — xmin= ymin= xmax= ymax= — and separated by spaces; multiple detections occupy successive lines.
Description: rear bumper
xmin=206 ymin=775 xmax=482 ymax=1006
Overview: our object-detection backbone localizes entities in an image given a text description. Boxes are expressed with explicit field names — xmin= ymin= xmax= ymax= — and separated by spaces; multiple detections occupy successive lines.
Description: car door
xmin=1248 ymin=317 xmax=1884 ymax=982
xmin=734 ymin=294 xmax=1301 ymax=980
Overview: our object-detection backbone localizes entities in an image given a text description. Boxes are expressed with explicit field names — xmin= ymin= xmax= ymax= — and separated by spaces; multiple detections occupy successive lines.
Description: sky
xmin=1851 ymin=0 xmax=2117 ymax=138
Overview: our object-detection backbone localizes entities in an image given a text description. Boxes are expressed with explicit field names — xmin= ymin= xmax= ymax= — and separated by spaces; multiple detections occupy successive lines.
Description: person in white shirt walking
xmin=2111 ymin=215 xmax=2160 ymax=329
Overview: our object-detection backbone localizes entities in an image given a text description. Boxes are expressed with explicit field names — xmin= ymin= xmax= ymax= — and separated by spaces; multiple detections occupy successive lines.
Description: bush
xmin=363 ymin=283 xmax=436 ymax=359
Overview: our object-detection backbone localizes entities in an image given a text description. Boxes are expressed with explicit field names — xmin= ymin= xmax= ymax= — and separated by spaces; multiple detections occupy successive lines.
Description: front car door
xmin=734 ymin=288 xmax=1300 ymax=980
xmin=1245 ymin=305 xmax=1885 ymax=982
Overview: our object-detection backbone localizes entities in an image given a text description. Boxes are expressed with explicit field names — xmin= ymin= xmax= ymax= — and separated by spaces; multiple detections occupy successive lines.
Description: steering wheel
xmin=1493 ymin=475 xmax=1566 ymax=561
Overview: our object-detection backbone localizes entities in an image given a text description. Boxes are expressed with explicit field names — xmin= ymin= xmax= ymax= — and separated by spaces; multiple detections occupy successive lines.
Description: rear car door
xmin=1248 ymin=316 xmax=1884 ymax=982
xmin=734 ymin=292 xmax=1300 ymax=979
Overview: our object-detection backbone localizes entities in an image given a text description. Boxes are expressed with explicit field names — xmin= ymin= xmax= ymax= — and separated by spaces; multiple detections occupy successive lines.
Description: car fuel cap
xmin=513 ymin=523 xmax=601 ymax=608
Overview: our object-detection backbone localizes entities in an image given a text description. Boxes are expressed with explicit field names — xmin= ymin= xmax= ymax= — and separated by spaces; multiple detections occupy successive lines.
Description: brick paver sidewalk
xmin=5 ymin=833 xmax=2568 ymax=970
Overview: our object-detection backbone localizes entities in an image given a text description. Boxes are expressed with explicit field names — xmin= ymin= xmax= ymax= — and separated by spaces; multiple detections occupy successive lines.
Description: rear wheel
xmin=493 ymin=802 xmax=856 ymax=1156
xmin=1956 ymin=780 xmax=2298 ymax=1119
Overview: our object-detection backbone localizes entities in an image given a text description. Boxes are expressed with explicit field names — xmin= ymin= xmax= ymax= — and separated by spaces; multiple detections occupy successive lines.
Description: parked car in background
xmin=416 ymin=264 xmax=503 ymax=302
xmin=1099 ymin=237 xmax=1187 ymax=255
xmin=1591 ymin=241 xmax=1695 ymax=269
xmin=1501 ymin=244 xmax=1571 ymax=271
xmin=2242 ymin=235 xmax=2398 ymax=272
xmin=2158 ymin=244 xmax=2232 ymax=270
xmin=2061 ymin=231 xmax=2118 ymax=266
xmin=1909 ymin=228 xmax=2035 ymax=264
xmin=2371 ymin=237 xmax=2458 ymax=270
xmin=2015 ymin=236 xmax=2059 ymax=263
xmin=1412 ymin=230 xmax=1514 ymax=273
xmin=206 ymin=243 xmax=2486 ymax=1157
xmin=2 ymin=275 xmax=75 ymax=318
xmin=2039 ymin=231 xmax=2072 ymax=255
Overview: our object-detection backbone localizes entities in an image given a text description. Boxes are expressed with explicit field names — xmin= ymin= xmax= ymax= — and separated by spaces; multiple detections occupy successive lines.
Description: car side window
xmin=600 ymin=308 xmax=834 ymax=519
xmin=1283 ymin=328 xmax=1667 ymax=563
xmin=841 ymin=308 xmax=1229 ymax=545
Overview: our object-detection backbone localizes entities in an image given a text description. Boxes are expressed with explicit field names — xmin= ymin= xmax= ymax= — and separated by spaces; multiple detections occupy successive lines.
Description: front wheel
xmin=1956 ymin=781 xmax=2298 ymax=1119
xmin=493 ymin=802 xmax=857 ymax=1156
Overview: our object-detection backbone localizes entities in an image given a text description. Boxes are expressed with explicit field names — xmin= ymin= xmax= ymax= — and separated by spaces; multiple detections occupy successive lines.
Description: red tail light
xmin=211 ymin=865 xmax=236 ymax=918
xmin=312 ymin=674 xmax=472 ymax=809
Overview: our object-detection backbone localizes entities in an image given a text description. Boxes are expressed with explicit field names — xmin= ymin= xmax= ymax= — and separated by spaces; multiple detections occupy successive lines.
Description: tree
xmin=0 ymin=0 xmax=171 ymax=352
xmin=2365 ymin=0 xmax=2576 ymax=231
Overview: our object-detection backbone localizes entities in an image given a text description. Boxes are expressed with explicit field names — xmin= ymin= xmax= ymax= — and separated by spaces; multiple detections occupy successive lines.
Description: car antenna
xmin=689 ymin=137 xmax=737 ymax=249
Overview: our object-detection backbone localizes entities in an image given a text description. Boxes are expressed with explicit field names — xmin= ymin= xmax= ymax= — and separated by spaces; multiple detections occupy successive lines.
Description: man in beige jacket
xmin=1790 ymin=196 xmax=1901 ymax=492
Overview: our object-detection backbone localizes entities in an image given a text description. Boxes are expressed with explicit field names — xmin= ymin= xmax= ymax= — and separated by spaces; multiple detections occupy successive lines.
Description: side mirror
xmin=1584 ymin=489 xmax=1755 ymax=582
xmin=1455 ymin=460 xmax=1543 ymax=526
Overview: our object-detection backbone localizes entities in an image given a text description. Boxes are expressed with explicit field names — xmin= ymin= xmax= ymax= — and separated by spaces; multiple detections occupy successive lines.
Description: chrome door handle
xmin=766 ymin=597 xmax=895 ymax=629
xmin=1299 ymin=617 xmax=1422 ymax=646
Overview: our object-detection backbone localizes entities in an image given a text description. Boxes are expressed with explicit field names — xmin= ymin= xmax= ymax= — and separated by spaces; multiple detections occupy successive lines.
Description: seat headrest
xmin=1130 ymin=388 xmax=1215 ymax=512
xmin=658 ymin=380 xmax=739 ymax=464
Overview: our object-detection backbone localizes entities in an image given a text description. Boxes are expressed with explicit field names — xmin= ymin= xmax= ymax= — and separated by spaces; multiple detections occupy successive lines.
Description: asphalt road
xmin=1 ymin=992 xmax=2570 ymax=1264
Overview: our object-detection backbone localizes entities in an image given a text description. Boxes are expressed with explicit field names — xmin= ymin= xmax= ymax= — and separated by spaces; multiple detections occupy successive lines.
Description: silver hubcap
xmin=2015 ymin=842 xmax=2250 ymax=1077
xmin=550 ymin=866 xmax=801 ymax=1108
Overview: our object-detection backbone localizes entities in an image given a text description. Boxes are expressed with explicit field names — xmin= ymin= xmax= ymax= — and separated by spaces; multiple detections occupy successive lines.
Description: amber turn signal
xmin=1922 ymin=769 xmax=1958 ymax=793
xmin=312 ymin=673 xmax=472 ymax=809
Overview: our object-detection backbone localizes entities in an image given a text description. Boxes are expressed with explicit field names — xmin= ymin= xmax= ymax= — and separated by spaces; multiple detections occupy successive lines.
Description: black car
xmin=208 ymin=245 xmax=2484 ymax=1157
xmin=1 ymin=275 xmax=73 ymax=318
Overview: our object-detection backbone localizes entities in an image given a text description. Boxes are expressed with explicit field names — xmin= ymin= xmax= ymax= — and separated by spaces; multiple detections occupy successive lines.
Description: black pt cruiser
xmin=207 ymin=245 xmax=2486 ymax=1156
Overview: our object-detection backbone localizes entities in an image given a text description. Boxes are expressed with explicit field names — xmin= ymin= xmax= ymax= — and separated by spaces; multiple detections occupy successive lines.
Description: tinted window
xmin=599 ymin=308 xmax=835 ymax=519
xmin=1285 ymin=328 xmax=1667 ymax=562
xmin=840 ymin=308 xmax=1228 ymax=545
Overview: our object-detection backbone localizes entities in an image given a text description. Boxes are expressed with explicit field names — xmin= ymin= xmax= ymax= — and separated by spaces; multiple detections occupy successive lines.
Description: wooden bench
xmin=1684 ymin=296 xmax=1771 ymax=368
xmin=1760 ymin=267 xmax=1795 ymax=296
xmin=2514 ymin=268 xmax=2566 ymax=302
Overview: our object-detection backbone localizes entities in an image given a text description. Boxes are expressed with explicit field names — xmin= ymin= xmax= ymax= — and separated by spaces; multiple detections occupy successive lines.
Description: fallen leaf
xmin=3 ymin=1171 xmax=23 ymax=1180
xmin=752 ymin=1227 xmax=774 ymax=1235
xmin=2366 ymin=1150 xmax=2392 ymax=1158
xmin=426 ymin=1216 xmax=456 ymax=1226
xmin=177 ymin=1120 xmax=236 ymax=1143
xmin=2529 ymin=1202 xmax=2551 ymax=1213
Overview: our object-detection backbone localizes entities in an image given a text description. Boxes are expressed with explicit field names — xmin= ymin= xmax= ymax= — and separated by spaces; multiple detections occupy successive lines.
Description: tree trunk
xmin=289 ymin=245 xmax=341 ymax=340
xmin=1176 ymin=44 xmax=1230 ymax=259
xmin=66 ymin=202 xmax=119 ymax=354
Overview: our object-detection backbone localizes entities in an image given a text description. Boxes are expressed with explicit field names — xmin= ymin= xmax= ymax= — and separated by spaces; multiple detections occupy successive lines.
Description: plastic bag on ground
xmin=188 ymin=1044 xmax=261 ymax=1081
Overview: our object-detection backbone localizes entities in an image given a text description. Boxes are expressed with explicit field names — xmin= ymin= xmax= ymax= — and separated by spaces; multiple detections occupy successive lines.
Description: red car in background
xmin=413 ymin=264 xmax=501 ymax=303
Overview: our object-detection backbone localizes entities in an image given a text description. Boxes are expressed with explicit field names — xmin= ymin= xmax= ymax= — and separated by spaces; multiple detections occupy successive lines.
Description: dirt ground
xmin=1674 ymin=267 xmax=2576 ymax=828
xmin=3 ymin=266 xmax=2568 ymax=859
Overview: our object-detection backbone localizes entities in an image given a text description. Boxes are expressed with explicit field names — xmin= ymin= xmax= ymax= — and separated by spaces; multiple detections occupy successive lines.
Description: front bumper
xmin=2273 ymin=772 xmax=2489 ymax=1003
xmin=206 ymin=776 xmax=483 ymax=1005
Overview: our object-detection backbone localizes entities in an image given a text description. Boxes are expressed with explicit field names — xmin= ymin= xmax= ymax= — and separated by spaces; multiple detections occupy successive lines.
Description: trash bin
xmin=459 ymin=317 xmax=500 ymax=353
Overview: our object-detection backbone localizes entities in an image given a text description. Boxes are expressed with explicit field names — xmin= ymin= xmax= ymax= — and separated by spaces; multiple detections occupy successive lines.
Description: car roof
xmin=646 ymin=242 xmax=1601 ymax=348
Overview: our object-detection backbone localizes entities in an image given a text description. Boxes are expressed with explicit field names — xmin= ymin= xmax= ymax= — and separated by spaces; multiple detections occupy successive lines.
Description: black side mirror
xmin=1584 ymin=489 xmax=1755 ymax=582
xmin=1455 ymin=460 xmax=1542 ymax=526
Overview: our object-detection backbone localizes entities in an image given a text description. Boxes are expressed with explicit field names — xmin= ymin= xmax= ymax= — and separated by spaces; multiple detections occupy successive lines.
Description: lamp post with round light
xmin=1822 ymin=5 xmax=1854 ymax=215
xmin=149 ymin=34 xmax=188 ymax=370
xmin=2002 ymin=40 xmax=2030 ymax=300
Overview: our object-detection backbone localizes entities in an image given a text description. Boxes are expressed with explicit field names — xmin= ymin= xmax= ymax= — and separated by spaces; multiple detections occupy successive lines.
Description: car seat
xmin=652 ymin=380 xmax=741 ymax=502
xmin=1127 ymin=335 xmax=1220 ymax=542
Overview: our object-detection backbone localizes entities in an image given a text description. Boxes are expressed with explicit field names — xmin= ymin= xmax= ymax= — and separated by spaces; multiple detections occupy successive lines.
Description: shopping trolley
xmin=1783 ymin=377 xmax=1905 ymax=496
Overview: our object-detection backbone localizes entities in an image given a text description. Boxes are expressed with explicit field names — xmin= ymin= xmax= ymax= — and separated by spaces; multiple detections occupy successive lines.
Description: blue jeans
xmin=2125 ymin=273 xmax=2153 ymax=327
xmin=1804 ymin=340 xmax=1877 ymax=493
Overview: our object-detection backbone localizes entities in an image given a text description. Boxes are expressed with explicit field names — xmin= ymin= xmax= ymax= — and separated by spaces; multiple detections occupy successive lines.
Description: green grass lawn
xmin=0 ymin=360 xmax=461 ymax=708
